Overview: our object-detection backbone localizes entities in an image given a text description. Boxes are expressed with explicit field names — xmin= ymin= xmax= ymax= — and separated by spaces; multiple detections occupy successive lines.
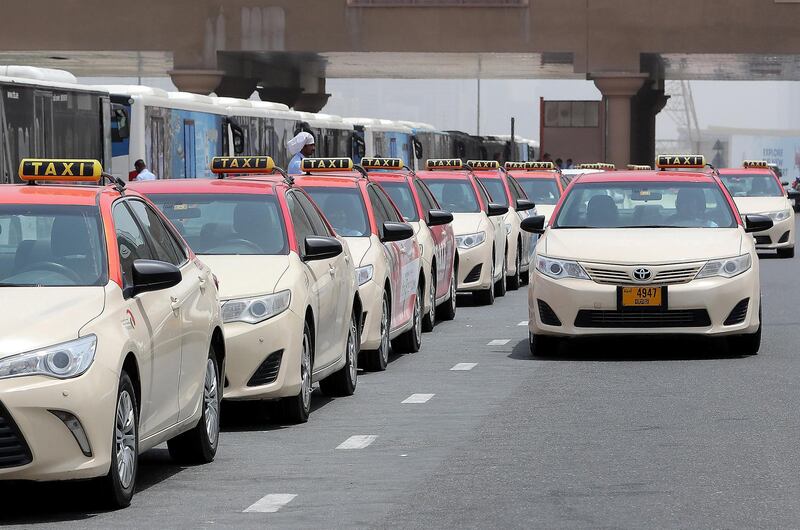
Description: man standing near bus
xmin=287 ymin=132 xmax=315 ymax=174
xmin=133 ymin=159 xmax=157 ymax=181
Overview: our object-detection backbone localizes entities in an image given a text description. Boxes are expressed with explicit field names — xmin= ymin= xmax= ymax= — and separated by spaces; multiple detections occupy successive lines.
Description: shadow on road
xmin=221 ymin=388 xmax=335 ymax=432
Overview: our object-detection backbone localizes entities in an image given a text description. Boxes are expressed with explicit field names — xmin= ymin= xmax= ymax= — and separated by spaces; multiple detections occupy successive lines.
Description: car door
xmin=286 ymin=190 xmax=338 ymax=368
xmin=112 ymin=201 xmax=181 ymax=435
xmin=367 ymin=185 xmax=405 ymax=329
xmin=508 ymin=176 xmax=532 ymax=264
xmin=128 ymin=199 xmax=210 ymax=423
xmin=415 ymin=178 xmax=452 ymax=300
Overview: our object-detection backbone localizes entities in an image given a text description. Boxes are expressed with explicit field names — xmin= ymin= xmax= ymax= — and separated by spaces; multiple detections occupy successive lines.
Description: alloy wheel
xmin=115 ymin=390 xmax=136 ymax=490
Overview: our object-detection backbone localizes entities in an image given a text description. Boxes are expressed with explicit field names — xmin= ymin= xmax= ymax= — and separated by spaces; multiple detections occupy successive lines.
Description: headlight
xmin=0 ymin=335 xmax=97 ymax=380
xmin=696 ymin=254 xmax=752 ymax=279
xmin=222 ymin=290 xmax=291 ymax=324
xmin=764 ymin=209 xmax=792 ymax=222
xmin=456 ymin=231 xmax=486 ymax=249
xmin=535 ymin=255 xmax=589 ymax=280
xmin=504 ymin=223 xmax=512 ymax=235
xmin=355 ymin=265 xmax=374 ymax=286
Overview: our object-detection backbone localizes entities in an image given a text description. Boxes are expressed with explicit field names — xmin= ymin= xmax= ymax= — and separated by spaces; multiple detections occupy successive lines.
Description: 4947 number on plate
xmin=621 ymin=286 xmax=664 ymax=308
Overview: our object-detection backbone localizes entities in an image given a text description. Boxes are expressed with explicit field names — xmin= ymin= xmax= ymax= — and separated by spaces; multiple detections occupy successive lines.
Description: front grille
xmin=574 ymin=309 xmax=711 ymax=328
xmin=0 ymin=402 xmax=32 ymax=469
xmin=537 ymin=300 xmax=562 ymax=326
xmin=724 ymin=298 xmax=750 ymax=326
xmin=247 ymin=350 xmax=283 ymax=387
xmin=652 ymin=267 xmax=702 ymax=284
xmin=464 ymin=264 xmax=482 ymax=283
xmin=779 ymin=231 xmax=791 ymax=244
xmin=754 ymin=235 xmax=771 ymax=245
xmin=583 ymin=264 xmax=701 ymax=285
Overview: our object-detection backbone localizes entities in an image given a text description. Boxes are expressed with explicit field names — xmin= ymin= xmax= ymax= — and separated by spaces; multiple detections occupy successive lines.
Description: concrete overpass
xmin=2 ymin=0 xmax=800 ymax=166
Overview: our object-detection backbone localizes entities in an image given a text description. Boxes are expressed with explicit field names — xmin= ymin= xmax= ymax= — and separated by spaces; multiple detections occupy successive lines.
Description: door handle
xmin=329 ymin=265 xmax=336 ymax=277
xmin=198 ymin=276 xmax=207 ymax=293
xmin=170 ymin=296 xmax=181 ymax=314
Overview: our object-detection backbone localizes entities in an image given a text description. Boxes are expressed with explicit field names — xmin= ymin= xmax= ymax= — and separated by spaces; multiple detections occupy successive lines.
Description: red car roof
xmin=293 ymin=174 xmax=363 ymax=187
xmin=366 ymin=171 xmax=411 ymax=182
xmin=129 ymin=178 xmax=278 ymax=195
xmin=510 ymin=171 xmax=560 ymax=180
xmin=415 ymin=170 xmax=473 ymax=180
xmin=0 ymin=184 xmax=118 ymax=205
xmin=574 ymin=170 xmax=717 ymax=184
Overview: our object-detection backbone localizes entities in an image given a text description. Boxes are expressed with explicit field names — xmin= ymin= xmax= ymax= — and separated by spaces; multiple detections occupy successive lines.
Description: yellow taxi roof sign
xmin=467 ymin=160 xmax=500 ymax=170
xmin=742 ymin=160 xmax=770 ymax=169
xmin=211 ymin=156 xmax=275 ymax=174
xmin=301 ymin=158 xmax=354 ymax=172
xmin=360 ymin=157 xmax=405 ymax=170
xmin=18 ymin=159 xmax=103 ymax=182
xmin=576 ymin=163 xmax=601 ymax=170
xmin=527 ymin=161 xmax=557 ymax=171
xmin=656 ymin=155 xmax=705 ymax=169
xmin=627 ymin=164 xmax=652 ymax=171
xmin=426 ymin=159 xmax=464 ymax=170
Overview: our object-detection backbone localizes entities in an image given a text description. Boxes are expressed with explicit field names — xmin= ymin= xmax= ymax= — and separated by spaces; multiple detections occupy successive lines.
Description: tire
xmin=279 ymin=322 xmax=313 ymax=424
xmin=729 ymin=306 xmax=762 ymax=356
xmin=437 ymin=262 xmax=457 ymax=321
xmin=422 ymin=267 xmax=436 ymax=332
xmin=363 ymin=293 xmax=391 ymax=371
xmin=394 ymin=284 xmax=423 ymax=353
xmin=168 ymin=345 xmax=221 ymax=464
xmin=520 ymin=269 xmax=530 ymax=286
xmin=495 ymin=252 xmax=507 ymax=297
xmin=777 ymin=246 xmax=795 ymax=258
xmin=319 ymin=310 xmax=359 ymax=397
xmin=97 ymin=371 xmax=138 ymax=509
xmin=507 ymin=245 xmax=521 ymax=291
xmin=529 ymin=332 xmax=560 ymax=357
xmin=474 ymin=258 xmax=495 ymax=306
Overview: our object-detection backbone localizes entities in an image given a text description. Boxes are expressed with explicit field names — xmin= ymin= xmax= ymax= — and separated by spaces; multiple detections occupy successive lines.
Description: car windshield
xmin=516 ymin=177 xmax=561 ymax=205
xmin=553 ymin=182 xmax=737 ymax=229
xmin=148 ymin=194 xmax=288 ymax=255
xmin=379 ymin=181 xmax=419 ymax=221
xmin=0 ymin=204 xmax=106 ymax=287
xmin=304 ymin=187 xmax=370 ymax=237
xmin=719 ymin=173 xmax=783 ymax=198
xmin=476 ymin=177 xmax=508 ymax=207
xmin=423 ymin=179 xmax=481 ymax=213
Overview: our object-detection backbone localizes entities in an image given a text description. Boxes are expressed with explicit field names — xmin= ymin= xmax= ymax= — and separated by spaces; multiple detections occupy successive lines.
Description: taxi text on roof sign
xmin=426 ymin=159 xmax=464 ymax=170
xmin=301 ymin=158 xmax=354 ymax=172
xmin=18 ymin=159 xmax=103 ymax=182
xmin=627 ymin=164 xmax=652 ymax=171
xmin=361 ymin=157 xmax=405 ymax=170
xmin=211 ymin=156 xmax=275 ymax=174
xmin=467 ymin=160 xmax=500 ymax=169
xmin=742 ymin=160 xmax=770 ymax=168
xmin=576 ymin=163 xmax=602 ymax=170
xmin=656 ymin=155 xmax=705 ymax=169
xmin=505 ymin=161 xmax=557 ymax=171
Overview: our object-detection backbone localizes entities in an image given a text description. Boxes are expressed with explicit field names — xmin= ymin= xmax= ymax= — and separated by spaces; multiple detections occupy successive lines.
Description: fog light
xmin=50 ymin=410 xmax=92 ymax=457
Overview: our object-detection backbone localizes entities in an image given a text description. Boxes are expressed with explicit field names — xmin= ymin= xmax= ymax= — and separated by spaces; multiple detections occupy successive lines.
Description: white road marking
xmin=337 ymin=435 xmax=377 ymax=449
xmin=488 ymin=339 xmax=510 ymax=346
xmin=518 ymin=320 xmax=529 ymax=326
xmin=402 ymin=393 xmax=435 ymax=404
xmin=450 ymin=363 xmax=478 ymax=371
xmin=244 ymin=494 xmax=297 ymax=513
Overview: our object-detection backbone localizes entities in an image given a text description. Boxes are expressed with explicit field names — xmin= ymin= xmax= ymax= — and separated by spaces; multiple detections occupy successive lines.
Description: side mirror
xmin=304 ymin=236 xmax=342 ymax=261
xmin=787 ymin=189 xmax=800 ymax=199
xmin=781 ymin=180 xmax=789 ymax=186
xmin=515 ymin=199 xmax=535 ymax=211
xmin=132 ymin=259 xmax=181 ymax=296
xmin=487 ymin=203 xmax=509 ymax=217
xmin=520 ymin=215 xmax=546 ymax=234
xmin=381 ymin=221 xmax=414 ymax=243
xmin=427 ymin=209 xmax=453 ymax=227
xmin=744 ymin=214 xmax=773 ymax=233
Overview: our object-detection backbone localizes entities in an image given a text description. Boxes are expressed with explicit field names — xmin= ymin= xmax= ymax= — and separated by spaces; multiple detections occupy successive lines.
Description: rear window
xmin=303 ymin=187 xmax=371 ymax=237
xmin=719 ymin=173 xmax=783 ymax=198
xmin=423 ymin=179 xmax=481 ymax=213
xmin=378 ymin=181 xmax=419 ymax=221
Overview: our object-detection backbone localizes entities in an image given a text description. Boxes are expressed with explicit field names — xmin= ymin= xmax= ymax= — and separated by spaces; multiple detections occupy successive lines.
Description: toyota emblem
xmin=632 ymin=267 xmax=652 ymax=281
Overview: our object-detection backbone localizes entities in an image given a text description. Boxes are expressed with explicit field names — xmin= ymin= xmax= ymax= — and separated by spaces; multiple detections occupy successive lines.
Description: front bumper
xmin=456 ymin=242 xmax=494 ymax=292
xmin=222 ymin=308 xmax=304 ymax=401
xmin=0 ymin=365 xmax=118 ymax=481
xmin=751 ymin=216 xmax=794 ymax=250
xmin=529 ymin=266 xmax=760 ymax=337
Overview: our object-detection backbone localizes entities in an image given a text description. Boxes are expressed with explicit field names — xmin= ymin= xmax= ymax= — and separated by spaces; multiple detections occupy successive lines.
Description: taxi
xmin=522 ymin=155 xmax=773 ymax=357
xmin=505 ymin=161 xmax=564 ymax=225
xmin=132 ymin=157 xmax=361 ymax=424
xmin=469 ymin=160 xmax=536 ymax=290
xmin=0 ymin=160 xmax=225 ymax=508
xmin=718 ymin=160 xmax=797 ymax=258
xmin=294 ymin=158 xmax=421 ymax=372
xmin=361 ymin=158 xmax=458 ymax=330
xmin=418 ymin=159 xmax=508 ymax=305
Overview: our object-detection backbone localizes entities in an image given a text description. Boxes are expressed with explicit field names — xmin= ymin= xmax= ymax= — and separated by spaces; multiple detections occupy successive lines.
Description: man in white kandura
xmin=287 ymin=132 xmax=316 ymax=174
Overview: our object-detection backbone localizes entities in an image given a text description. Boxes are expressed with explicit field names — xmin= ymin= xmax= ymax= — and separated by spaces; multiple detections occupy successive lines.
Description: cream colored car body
xmin=0 ymin=259 xmax=222 ymax=482
xmin=452 ymin=212 xmax=505 ymax=292
xmin=732 ymin=196 xmax=795 ymax=251
xmin=410 ymin=220 xmax=456 ymax=315
xmin=529 ymin=227 xmax=761 ymax=338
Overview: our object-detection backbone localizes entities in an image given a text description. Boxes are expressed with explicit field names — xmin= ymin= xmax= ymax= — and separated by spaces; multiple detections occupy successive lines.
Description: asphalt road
xmin=3 ymin=239 xmax=800 ymax=529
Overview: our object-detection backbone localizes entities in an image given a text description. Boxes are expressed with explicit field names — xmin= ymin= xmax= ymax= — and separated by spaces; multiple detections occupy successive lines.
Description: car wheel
xmin=279 ymin=323 xmax=313 ymax=424
xmin=320 ymin=310 xmax=359 ymax=396
xmin=437 ymin=262 xmax=457 ymax=321
xmin=422 ymin=268 xmax=436 ymax=332
xmin=363 ymin=293 xmax=391 ymax=371
xmin=729 ymin=306 xmax=762 ymax=355
xmin=168 ymin=345 xmax=221 ymax=464
xmin=529 ymin=332 xmax=560 ymax=357
xmin=474 ymin=258 xmax=495 ymax=305
xmin=777 ymin=246 xmax=795 ymax=258
xmin=495 ymin=253 xmax=507 ymax=297
xmin=394 ymin=284 xmax=423 ymax=353
xmin=507 ymin=245 xmax=521 ymax=291
xmin=97 ymin=371 xmax=138 ymax=508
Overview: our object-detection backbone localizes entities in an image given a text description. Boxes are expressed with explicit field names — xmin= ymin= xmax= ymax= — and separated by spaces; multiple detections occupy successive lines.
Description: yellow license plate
xmin=620 ymin=286 xmax=664 ymax=308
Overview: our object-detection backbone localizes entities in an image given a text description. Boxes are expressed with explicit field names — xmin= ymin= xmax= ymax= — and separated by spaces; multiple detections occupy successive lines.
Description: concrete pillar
xmin=630 ymin=81 xmax=669 ymax=166
xmin=169 ymin=69 xmax=225 ymax=95
xmin=592 ymin=74 xmax=648 ymax=168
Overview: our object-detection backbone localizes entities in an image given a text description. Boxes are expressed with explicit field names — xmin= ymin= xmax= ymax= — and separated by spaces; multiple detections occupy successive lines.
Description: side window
xmin=374 ymin=186 xmax=402 ymax=223
xmin=112 ymin=202 xmax=154 ymax=289
xmin=414 ymin=180 xmax=434 ymax=212
xmin=418 ymin=180 xmax=442 ymax=209
xmin=508 ymin=176 xmax=525 ymax=201
xmin=286 ymin=192 xmax=315 ymax=251
xmin=128 ymin=200 xmax=181 ymax=265
xmin=294 ymin=191 xmax=331 ymax=237
xmin=475 ymin=180 xmax=491 ymax=210
xmin=368 ymin=187 xmax=390 ymax=228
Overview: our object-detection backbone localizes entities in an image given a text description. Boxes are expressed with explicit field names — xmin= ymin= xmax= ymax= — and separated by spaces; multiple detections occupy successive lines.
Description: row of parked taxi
xmin=0 ymin=155 xmax=547 ymax=508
